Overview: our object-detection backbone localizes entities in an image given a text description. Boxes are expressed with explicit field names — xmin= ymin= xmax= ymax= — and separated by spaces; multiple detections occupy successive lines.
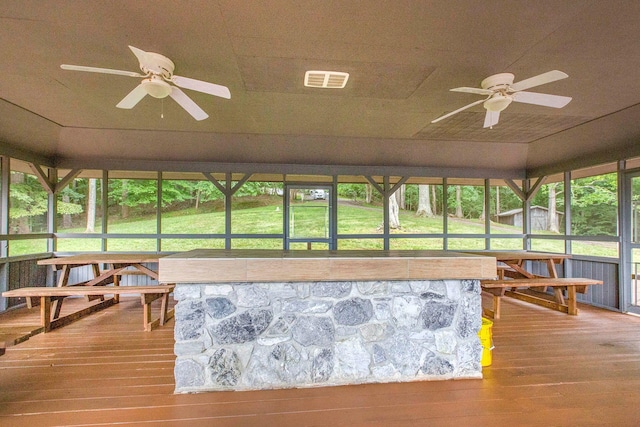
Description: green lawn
xmin=8 ymin=199 xmax=618 ymax=258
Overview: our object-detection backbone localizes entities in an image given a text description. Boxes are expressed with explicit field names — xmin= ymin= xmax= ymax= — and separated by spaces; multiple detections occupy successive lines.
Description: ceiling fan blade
xmin=483 ymin=110 xmax=500 ymax=128
xmin=128 ymin=45 xmax=153 ymax=65
xmin=170 ymin=75 xmax=231 ymax=99
xmin=116 ymin=84 xmax=148 ymax=109
xmin=60 ymin=64 xmax=143 ymax=78
xmin=431 ymin=98 xmax=486 ymax=124
xmin=510 ymin=70 xmax=568 ymax=92
xmin=513 ymin=91 xmax=572 ymax=108
xmin=169 ymin=87 xmax=209 ymax=121
xmin=450 ymin=87 xmax=494 ymax=96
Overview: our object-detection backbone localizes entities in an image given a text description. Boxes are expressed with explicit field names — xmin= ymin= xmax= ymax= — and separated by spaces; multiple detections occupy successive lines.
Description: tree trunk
xmin=62 ymin=194 xmax=72 ymax=228
xmin=416 ymin=184 xmax=434 ymax=217
xmin=365 ymin=184 xmax=373 ymax=204
xmin=389 ymin=193 xmax=400 ymax=229
xmin=398 ymin=185 xmax=406 ymax=210
xmin=431 ymin=185 xmax=437 ymax=215
xmin=121 ymin=179 xmax=129 ymax=219
xmin=496 ymin=186 xmax=500 ymax=217
xmin=548 ymin=183 xmax=559 ymax=233
xmin=195 ymin=189 xmax=201 ymax=210
xmin=455 ymin=186 xmax=463 ymax=218
xmin=85 ymin=178 xmax=96 ymax=233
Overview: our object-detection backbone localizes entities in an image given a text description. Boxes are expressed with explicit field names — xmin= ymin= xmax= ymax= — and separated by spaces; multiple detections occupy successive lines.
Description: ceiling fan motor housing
xmin=139 ymin=52 xmax=175 ymax=79
xmin=481 ymin=73 xmax=515 ymax=91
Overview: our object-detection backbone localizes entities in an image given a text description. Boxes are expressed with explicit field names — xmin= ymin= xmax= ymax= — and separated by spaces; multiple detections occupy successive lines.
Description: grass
xmin=7 ymin=198 xmax=618 ymax=258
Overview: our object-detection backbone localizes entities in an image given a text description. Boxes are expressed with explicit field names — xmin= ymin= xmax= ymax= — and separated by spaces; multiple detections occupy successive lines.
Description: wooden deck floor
xmin=1 ymin=295 xmax=640 ymax=426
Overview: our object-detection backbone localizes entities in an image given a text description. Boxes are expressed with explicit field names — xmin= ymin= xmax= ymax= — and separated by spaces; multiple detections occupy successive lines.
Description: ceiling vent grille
xmin=304 ymin=70 xmax=349 ymax=88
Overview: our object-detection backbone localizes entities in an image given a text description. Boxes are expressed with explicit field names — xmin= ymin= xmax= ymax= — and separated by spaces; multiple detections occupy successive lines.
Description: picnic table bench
xmin=480 ymin=277 xmax=603 ymax=319
xmin=2 ymin=285 xmax=174 ymax=332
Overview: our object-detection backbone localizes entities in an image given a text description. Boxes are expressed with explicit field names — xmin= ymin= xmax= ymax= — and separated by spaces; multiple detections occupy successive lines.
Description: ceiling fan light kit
xmin=483 ymin=94 xmax=513 ymax=112
xmin=141 ymin=76 xmax=172 ymax=98
xmin=431 ymin=70 xmax=572 ymax=128
xmin=60 ymin=45 xmax=231 ymax=121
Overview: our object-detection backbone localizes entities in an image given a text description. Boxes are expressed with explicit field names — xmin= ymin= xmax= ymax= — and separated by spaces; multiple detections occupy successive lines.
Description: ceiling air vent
xmin=304 ymin=70 xmax=349 ymax=88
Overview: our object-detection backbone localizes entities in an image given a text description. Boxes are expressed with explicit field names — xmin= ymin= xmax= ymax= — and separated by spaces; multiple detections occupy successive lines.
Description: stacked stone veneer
xmin=173 ymin=279 xmax=483 ymax=393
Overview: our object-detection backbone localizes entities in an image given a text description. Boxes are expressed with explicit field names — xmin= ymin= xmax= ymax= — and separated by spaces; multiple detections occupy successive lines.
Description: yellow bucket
xmin=478 ymin=317 xmax=494 ymax=367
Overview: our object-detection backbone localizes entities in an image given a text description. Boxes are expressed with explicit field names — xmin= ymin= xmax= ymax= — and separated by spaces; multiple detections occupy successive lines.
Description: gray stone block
xmin=245 ymin=342 xmax=308 ymax=387
xmin=312 ymin=282 xmax=352 ymax=298
xmin=175 ymin=300 xmax=205 ymax=341
xmin=175 ymin=358 xmax=205 ymax=389
xmin=311 ymin=348 xmax=334 ymax=383
xmin=212 ymin=309 xmax=274 ymax=344
xmin=392 ymin=295 xmax=422 ymax=328
xmin=282 ymin=299 xmax=333 ymax=314
xmin=173 ymin=284 xmax=201 ymax=301
xmin=334 ymin=297 xmax=374 ymax=326
xmin=292 ymin=316 xmax=335 ymax=347
xmin=357 ymin=281 xmax=388 ymax=295
xmin=236 ymin=285 xmax=270 ymax=307
xmin=421 ymin=352 xmax=455 ymax=376
xmin=209 ymin=348 xmax=242 ymax=387
xmin=266 ymin=314 xmax=297 ymax=336
xmin=335 ymin=336 xmax=371 ymax=380
xmin=174 ymin=340 xmax=205 ymax=356
xmin=421 ymin=301 xmax=456 ymax=331
xmin=205 ymin=297 xmax=236 ymax=319
xmin=385 ymin=333 xmax=422 ymax=376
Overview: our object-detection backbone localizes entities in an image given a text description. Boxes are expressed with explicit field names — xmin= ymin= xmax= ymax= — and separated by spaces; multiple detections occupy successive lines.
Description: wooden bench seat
xmin=2 ymin=285 xmax=174 ymax=332
xmin=480 ymin=277 xmax=603 ymax=319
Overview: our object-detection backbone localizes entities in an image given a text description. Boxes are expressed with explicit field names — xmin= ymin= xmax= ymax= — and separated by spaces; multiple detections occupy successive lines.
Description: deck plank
xmin=0 ymin=295 xmax=639 ymax=426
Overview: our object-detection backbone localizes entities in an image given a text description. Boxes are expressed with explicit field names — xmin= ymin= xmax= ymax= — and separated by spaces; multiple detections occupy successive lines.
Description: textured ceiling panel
xmin=415 ymin=112 xmax=590 ymax=143
xmin=1 ymin=1 xmax=640 ymax=175
xmin=238 ymin=56 xmax=435 ymax=99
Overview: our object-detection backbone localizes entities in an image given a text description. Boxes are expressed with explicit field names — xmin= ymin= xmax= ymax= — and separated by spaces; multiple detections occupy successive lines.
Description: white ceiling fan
xmin=61 ymin=45 xmax=230 ymax=121
xmin=431 ymin=70 xmax=571 ymax=128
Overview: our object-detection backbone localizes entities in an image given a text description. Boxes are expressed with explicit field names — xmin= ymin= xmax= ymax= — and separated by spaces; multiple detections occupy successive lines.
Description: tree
xmin=416 ymin=184 xmax=434 ymax=217
xmin=397 ymin=185 xmax=406 ymax=210
xmin=548 ymin=182 xmax=560 ymax=233
xmin=570 ymin=173 xmax=617 ymax=235
xmin=431 ymin=185 xmax=438 ymax=215
xmin=389 ymin=192 xmax=400 ymax=229
xmin=455 ymin=186 xmax=463 ymax=218
xmin=10 ymin=172 xmax=48 ymax=233
xmin=86 ymin=178 xmax=97 ymax=232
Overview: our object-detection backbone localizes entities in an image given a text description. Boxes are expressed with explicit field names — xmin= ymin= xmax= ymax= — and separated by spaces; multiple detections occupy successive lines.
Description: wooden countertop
xmin=159 ymin=249 xmax=497 ymax=283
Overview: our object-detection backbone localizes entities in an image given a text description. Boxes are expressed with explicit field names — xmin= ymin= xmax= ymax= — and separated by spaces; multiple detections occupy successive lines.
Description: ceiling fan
xmin=431 ymin=70 xmax=571 ymax=128
xmin=61 ymin=45 xmax=230 ymax=121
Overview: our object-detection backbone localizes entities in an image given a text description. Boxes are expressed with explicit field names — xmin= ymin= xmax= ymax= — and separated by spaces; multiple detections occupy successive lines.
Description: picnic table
xmin=38 ymin=253 xmax=163 ymax=288
xmin=465 ymin=250 xmax=571 ymax=279
xmin=2 ymin=254 xmax=173 ymax=331
xmin=465 ymin=251 xmax=602 ymax=318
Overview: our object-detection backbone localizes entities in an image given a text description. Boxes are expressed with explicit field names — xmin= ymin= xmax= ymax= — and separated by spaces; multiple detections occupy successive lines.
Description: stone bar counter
xmin=159 ymin=249 xmax=496 ymax=393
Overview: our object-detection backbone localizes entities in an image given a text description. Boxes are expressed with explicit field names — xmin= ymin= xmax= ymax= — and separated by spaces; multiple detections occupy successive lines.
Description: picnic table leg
xmin=160 ymin=293 xmax=169 ymax=326
xmin=40 ymin=296 xmax=51 ymax=332
xmin=553 ymin=288 xmax=565 ymax=305
xmin=57 ymin=265 xmax=70 ymax=287
xmin=52 ymin=297 xmax=65 ymax=320
xmin=111 ymin=264 xmax=120 ymax=304
xmin=91 ymin=264 xmax=106 ymax=302
xmin=493 ymin=294 xmax=501 ymax=320
xmin=567 ymin=286 xmax=578 ymax=315
xmin=141 ymin=294 xmax=153 ymax=332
